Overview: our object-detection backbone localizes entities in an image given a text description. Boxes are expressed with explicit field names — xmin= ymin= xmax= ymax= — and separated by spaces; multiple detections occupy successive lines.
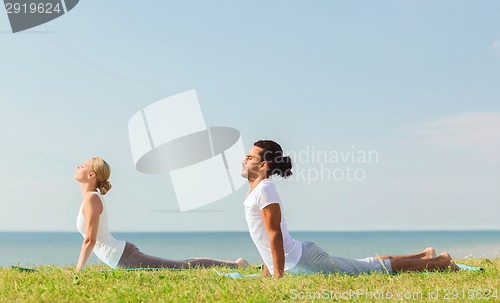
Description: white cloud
xmin=411 ymin=112 xmax=500 ymax=161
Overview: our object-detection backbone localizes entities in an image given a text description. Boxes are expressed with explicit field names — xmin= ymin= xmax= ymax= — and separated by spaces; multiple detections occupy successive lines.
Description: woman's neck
xmin=80 ymin=183 xmax=97 ymax=198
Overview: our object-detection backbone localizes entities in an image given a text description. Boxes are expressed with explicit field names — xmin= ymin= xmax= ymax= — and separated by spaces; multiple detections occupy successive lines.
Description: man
xmin=241 ymin=140 xmax=458 ymax=278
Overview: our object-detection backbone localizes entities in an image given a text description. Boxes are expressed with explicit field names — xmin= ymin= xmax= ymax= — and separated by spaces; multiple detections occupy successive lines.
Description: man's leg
xmin=375 ymin=247 xmax=436 ymax=260
xmin=390 ymin=252 xmax=459 ymax=272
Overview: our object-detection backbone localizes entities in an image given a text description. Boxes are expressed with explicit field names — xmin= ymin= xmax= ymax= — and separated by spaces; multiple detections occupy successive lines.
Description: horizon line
xmin=1 ymin=229 xmax=500 ymax=233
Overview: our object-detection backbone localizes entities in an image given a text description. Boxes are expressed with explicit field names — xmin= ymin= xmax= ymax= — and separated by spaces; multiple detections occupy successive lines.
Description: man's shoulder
xmin=259 ymin=179 xmax=276 ymax=190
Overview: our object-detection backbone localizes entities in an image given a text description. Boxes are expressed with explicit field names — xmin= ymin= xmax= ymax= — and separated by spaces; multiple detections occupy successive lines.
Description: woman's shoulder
xmin=83 ymin=192 xmax=104 ymax=208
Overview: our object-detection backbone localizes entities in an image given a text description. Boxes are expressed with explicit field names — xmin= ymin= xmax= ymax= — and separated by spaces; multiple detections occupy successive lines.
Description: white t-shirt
xmin=244 ymin=179 xmax=302 ymax=274
xmin=76 ymin=191 xmax=126 ymax=269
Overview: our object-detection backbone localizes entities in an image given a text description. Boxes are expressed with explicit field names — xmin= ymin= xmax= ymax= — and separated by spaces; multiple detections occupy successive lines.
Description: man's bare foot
xmin=438 ymin=252 xmax=460 ymax=271
xmin=423 ymin=247 xmax=437 ymax=259
xmin=235 ymin=258 xmax=249 ymax=268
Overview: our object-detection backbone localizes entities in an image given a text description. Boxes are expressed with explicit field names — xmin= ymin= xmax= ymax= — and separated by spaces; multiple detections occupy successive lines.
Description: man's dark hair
xmin=254 ymin=140 xmax=293 ymax=178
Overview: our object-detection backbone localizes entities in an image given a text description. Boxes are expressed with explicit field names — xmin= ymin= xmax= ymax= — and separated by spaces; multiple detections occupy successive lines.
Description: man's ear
xmin=259 ymin=161 xmax=269 ymax=172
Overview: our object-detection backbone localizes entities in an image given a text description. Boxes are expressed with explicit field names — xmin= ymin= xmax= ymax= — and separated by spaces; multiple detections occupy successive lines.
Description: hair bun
xmin=254 ymin=140 xmax=293 ymax=179
xmin=99 ymin=180 xmax=112 ymax=195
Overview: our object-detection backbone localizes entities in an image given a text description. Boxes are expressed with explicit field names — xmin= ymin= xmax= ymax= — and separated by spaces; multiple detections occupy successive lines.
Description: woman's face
xmin=74 ymin=158 xmax=94 ymax=182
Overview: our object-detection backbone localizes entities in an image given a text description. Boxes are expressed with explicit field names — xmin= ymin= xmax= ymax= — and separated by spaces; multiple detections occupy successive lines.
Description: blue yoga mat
xmin=456 ymin=263 xmax=484 ymax=271
xmin=11 ymin=263 xmax=484 ymax=275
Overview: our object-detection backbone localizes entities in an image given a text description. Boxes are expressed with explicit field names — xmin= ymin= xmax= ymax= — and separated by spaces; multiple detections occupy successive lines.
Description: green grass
xmin=1 ymin=259 xmax=499 ymax=302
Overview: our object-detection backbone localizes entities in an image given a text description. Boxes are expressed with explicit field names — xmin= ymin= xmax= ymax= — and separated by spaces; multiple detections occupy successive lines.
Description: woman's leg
xmin=118 ymin=242 xmax=247 ymax=269
xmin=181 ymin=257 xmax=248 ymax=269
xmin=375 ymin=247 xmax=436 ymax=260
xmin=389 ymin=252 xmax=460 ymax=272
xmin=135 ymin=254 xmax=245 ymax=269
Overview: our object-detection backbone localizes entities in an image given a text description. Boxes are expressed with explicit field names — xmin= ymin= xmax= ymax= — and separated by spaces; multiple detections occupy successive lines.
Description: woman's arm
xmin=76 ymin=194 xmax=102 ymax=271
xmin=261 ymin=203 xmax=285 ymax=278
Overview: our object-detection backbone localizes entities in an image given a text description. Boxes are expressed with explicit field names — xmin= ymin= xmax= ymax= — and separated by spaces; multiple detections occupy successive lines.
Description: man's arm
xmin=261 ymin=203 xmax=284 ymax=278
xmin=262 ymin=262 xmax=271 ymax=277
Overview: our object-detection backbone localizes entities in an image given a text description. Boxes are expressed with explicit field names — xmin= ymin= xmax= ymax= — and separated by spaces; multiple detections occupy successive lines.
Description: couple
xmin=75 ymin=140 xmax=458 ymax=276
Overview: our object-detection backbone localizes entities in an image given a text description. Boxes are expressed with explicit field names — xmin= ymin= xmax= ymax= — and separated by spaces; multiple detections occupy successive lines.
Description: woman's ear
xmin=87 ymin=171 xmax=95 ymax=180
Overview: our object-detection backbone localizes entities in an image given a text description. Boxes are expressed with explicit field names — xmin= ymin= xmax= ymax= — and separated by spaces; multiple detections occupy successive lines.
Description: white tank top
xmin=76 ymin=191 xmax=126 ymax=269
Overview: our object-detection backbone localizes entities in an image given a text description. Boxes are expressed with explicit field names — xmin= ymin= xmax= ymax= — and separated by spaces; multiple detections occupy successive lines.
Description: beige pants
xmin=117 ymin=242 xmax=237 ymax=269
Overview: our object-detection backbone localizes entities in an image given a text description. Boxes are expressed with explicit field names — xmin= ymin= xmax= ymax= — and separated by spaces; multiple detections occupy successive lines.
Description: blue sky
xmin=1 ymin=1 xmax=499 ymax=232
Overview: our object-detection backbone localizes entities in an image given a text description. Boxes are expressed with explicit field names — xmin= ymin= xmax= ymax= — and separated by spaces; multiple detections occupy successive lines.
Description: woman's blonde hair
xmin=92 ymin=157 xmax=112 ymax=195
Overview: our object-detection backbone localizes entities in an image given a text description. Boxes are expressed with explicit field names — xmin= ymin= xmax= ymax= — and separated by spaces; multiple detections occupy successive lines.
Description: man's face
xmin=241 ymin=145 xmax=265 ymax=181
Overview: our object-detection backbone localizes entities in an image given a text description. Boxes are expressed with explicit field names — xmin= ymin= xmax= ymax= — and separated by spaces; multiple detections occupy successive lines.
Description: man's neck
xmin=248 ymin=175 xmax=267 ymax=191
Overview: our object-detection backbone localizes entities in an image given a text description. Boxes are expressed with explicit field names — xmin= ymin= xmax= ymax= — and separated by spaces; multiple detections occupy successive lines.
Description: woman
xmin=75 ymin=156 xmax=247 ymax=271
xmin=241 ymin=140 xmax=459 ymax=277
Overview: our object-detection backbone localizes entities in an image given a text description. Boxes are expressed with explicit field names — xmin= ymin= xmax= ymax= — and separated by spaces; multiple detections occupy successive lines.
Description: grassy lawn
xmin=1 ymin=258 xmax=498 ymax=302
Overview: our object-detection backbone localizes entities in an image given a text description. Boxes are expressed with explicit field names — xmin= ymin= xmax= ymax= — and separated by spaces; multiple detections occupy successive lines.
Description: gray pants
xmin=288 ymin=241 xmax=393 ymax=275
xmin=117 ymin=242 xmax=237 ymax=269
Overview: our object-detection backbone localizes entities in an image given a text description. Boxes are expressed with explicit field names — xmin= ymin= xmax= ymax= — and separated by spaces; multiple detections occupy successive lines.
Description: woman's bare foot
xmin=235 ymin=258 xmax=249 ymax=269
xmin=423 ymin=247 xmax=437 ymax=259
xmin=438 ymin=252 xmax=460 ymax=271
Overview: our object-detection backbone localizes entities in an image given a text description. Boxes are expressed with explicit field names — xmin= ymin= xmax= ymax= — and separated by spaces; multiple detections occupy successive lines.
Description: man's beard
xmin=241 ymin=166 xmax=259 ymax=181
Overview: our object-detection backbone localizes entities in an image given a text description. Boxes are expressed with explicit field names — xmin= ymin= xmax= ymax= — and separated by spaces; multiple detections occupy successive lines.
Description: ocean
xmin=1 ymin=231 xmax=499 ymax=268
